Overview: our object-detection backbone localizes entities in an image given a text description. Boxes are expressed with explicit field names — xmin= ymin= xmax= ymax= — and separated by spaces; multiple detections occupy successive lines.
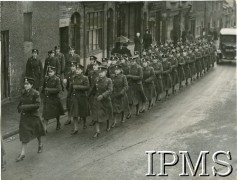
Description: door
xmin=70 ymin=13 xmax=80 ymax=55
xmin=1 ymin=31 xmax=10 ymax=99
xmin=107 ymin=9 xmax=114 ymax=57
xmin=60 ymin=27 xmax=69 ymax=55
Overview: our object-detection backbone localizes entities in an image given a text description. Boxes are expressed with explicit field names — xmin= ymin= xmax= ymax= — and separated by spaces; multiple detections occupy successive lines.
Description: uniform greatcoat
xmin=111 ymin=74 xmax=129 ymax=114
xmin=127 ymin=64 xmax=147 ymax=105
xmin=152 ymin=61 xmax=163 ymax=95
xmin=168 ymin=56 xmax=179 ymax=86
xmin=142 ymin=66 xmax=156 ymax=101
xmin=184 ymin=56 xmax=191 ymax=79
xmin=177 ymin=56 xmax=186 ymax=82
xmin=26 ymin=57 xmax=43 ymax=89
xmin=162 ymin=60 xmax=172 ymax=91
xmin=42 ymin=75 xmax=64 ymax=120
xmin=69 ymin=74 xmax=90 ymax=117
xmin=44 ymin=57 xmax=61 ymax=76
xmin=89 ymin=77 xmax=113 ymax=122
xmin=17 ymin=88 xmax=45 ymax=143
xmin=65 ymin=70 xmax=75 ymax=111
xmin=65 ymin=53 xmax=80 ymax=75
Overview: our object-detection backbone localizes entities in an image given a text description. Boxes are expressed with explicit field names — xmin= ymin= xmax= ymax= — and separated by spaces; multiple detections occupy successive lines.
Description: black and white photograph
xmin=1 ymin=0 xmax=236 ymax=179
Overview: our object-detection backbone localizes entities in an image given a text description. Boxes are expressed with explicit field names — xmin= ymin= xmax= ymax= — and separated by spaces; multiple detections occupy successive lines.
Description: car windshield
xmin=221 ymin=35 xmax=236 ymax=43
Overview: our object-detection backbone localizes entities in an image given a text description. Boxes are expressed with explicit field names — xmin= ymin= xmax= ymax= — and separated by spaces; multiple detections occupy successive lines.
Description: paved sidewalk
xmin=1 ymin=91 xmax=67 ymax=139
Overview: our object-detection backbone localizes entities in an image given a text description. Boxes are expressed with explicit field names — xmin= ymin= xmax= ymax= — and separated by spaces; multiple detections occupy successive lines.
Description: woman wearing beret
xmin=25 ymin=49 xmax=43 ymax=91
xmin=42 ymin=66 xmax=64 ymax=132
xmin=126 ymin=57 xmax=146 ymax=116
xmin=16 ymin=77 xmax=45 ymax=162
xmin=111 ymin=64 xmax=128 ymax=127
xmin=69 ymin=64 xmax=90 ymax=134
xmin=141 ymin=59 xmax=156 ymax=111
xmin=88 ymin=66 xmax=113 ymax=138
xmin=161 ymin=54 xmax=172 ymax=98
xmin=64 ymin=61 xmax=77 ymax=125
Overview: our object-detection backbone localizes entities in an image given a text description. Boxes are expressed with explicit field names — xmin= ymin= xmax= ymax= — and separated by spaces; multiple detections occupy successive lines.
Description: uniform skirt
xmin=127 ymin=82 xmax=147 ymax=105
xmin=70 ymin=92 xmax=89 ymax=117
xmin=184 ymin=64 xmax=191 ymax=78
xmin=42 ymin=95 xmax=64 ymax=120
xmin=171 ymin=68 xmax=179 ymax=86
xmin=19 ymin=114 xmax=45 ymax=143
xmin=154 ymin=76 xmax=163 ymax=95
xmin=195 ymin=59 xmax=202 ymax=74
xmin=111 ymin=93 xmax=128 ymax=114
xmin=178 ymin=66 xmax=185 ymax=82
xmin=92 ymin=96 xmax=113 ymax=123
xmin=163 ymin=73 xmax=172 ymax=91
xmin=143 ymin=82 xmax=157 ymax=101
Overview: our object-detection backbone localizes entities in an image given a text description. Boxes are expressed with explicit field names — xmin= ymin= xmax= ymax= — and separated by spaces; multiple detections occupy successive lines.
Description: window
xmin=24 ymin=13 xmax=32 ymax=42
xmin=87 ymin=11 xmax=103 ymax=52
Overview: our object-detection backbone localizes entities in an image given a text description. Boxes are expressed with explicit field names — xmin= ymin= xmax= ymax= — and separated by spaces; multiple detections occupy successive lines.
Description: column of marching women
xmin=15 ymin=38 xmax=217 ymax=162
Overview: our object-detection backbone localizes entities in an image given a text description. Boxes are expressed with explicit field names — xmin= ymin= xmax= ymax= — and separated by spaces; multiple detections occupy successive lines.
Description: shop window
xmin=24 ymin=12 xmax=32 ymax=42
xmin=87 ymin=11 xmax=103 ymax=52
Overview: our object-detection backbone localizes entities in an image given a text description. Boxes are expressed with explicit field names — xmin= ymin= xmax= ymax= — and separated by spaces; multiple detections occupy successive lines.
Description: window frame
xmin=23 ymin=12 xmax=33 ymax=42
xmin=86 ymin=11 xmax=104 ymax=53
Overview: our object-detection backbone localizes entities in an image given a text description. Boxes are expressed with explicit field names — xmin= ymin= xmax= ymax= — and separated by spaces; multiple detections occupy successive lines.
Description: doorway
xmin=70 ymin=12 xmax=80 ymax=55
xmin=107 ymin=8 xmax=114 ymax=57
xmin=1 ymin=31 xmax=10 ymax=99
xmin=60 ymin=27 xmax=69 ymax=55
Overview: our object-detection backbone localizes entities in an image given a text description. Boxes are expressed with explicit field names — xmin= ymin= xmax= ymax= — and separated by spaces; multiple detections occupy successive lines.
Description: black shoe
xmin=89 ymin=121 xmax=95 ymax=126
xmin=93 ymin=132 xmax=100 ymax=138
xmin=106 ymin=127 xmax=110 ymax=132
xmin=139 ymin=109 xmax=145 ymax=113
xmin=38 ymin=145 xmax=43 ymax=153
xmin=71 ymin=130 xmax=78 ymax=135
xmin=56 ymin=123 xmax=61 ymax=130
xmin=64 ymin=121 xmax=71 ymax=126
xmin=111 ymin=122 xmax=116 ymax=128
xmin=16 ymin=154 xmax=25 ymax=162
xmin=126 ymin=113 xmax=132 ymax=119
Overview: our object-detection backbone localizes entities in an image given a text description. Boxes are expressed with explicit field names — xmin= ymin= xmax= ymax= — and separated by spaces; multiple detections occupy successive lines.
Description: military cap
xmin=114 ymin=63 xmax=123 ymax=69
xmin=69 ymin=47 xmax=75 ymax=51
xmin=94 ymin=60 xmax=102 ymax=65
xmin=111 ymin=56 xmax=118 ymax=61
xmin=47 ymin=66 xmax=56 ymax=72
xmin=32 ymin=49 xmax=39 ymax=54
xmin=24 ymin=77 xmax=35 ymax=85
xmin=134 ymin=51 xmax=140 ymax=55
xmin=76 ymin=63 xmax=84 ymax=69
xmin=89 ymin=55 xmax=97 ymax=61
xmin=54 ymin=45 xmax=60 ymax=50
xmin=48 ymin=50 xmax=55 ymax=54
xmin=98 ymin=66 xmax=108 ymax=71
xmin=162 ymin=54 xmax=168 ymax=58
xmin=70 ymin=61 xmax=77 ymax=66
xmin=102 ymin=58 xmax=108 ymax=62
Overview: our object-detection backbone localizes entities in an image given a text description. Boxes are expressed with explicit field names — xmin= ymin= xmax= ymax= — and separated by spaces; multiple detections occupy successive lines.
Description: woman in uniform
xmin=16 ymin=77 xmax=45 ymax=162
xmin=88 ymin=66 xmax=113 ymax=138
xmin=176 ymin=50 xmax=186 ymax=89
xmin=141 ymin=58 xmax=156 ymax=111
xmin=88 ymin=60 xmax=101 ymax=126
xmin=162 ymin=54 xmax=172 ymax=98
xmin=151 ymin=55 xmax=163 ymax=102
xmin=126 ymin=57 xmax=146 ymax=116
xmin=64 ymin=61 xmax=77 ymax=125
xmin=42 ymin=66 xmax=64 ymax=132
xmin=70 ymin=64 xmax=90 ymax=134
xmin=111 ymin=63 xmax=128 ymax=127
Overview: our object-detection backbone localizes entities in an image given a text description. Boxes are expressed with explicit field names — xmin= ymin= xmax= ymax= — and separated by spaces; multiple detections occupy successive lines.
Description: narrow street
xmin=2 ymin=63 xmax=237 ymax=180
